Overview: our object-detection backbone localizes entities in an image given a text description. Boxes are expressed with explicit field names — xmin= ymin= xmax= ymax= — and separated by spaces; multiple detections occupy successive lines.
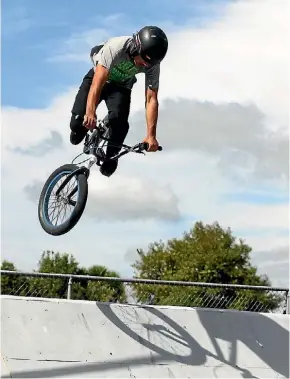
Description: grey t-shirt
xmin=90 ymin=36 xmax=160 ymax=91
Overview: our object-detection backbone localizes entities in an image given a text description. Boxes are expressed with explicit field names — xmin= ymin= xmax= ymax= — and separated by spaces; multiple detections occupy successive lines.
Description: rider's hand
xmin=83 ymin=113 xmax=96 ymax=130
xmin=143 ymin=136 xmax=159 ymax=152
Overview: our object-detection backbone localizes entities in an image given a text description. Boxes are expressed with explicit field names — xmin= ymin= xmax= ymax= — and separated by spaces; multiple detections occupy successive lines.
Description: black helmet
xmin=133 ymin=26 xmax=168 ymax=65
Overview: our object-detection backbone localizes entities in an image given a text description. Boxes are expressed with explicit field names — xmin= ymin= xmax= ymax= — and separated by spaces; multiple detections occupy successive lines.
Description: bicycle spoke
xmin=45 ymin=173 xmax=78 ymax=226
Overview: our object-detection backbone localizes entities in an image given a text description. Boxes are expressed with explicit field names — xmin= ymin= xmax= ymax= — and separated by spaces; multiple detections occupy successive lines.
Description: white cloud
xmin=201 ymin=202 xmax=288 ymax=232
xmin=23 ymin=172 xmax=181 ymax=222
xmin=86 ymin=173 xmax=180 ymax=221
xmin=251 ymin=245 xmax=289 ymax=288
xmin=129 ymin=99 xmax=288 ymax=182
xmin=1 ymin=0 xmax=289 ymax=288
xmin=130 ymin=0 xmax=289 ymax=128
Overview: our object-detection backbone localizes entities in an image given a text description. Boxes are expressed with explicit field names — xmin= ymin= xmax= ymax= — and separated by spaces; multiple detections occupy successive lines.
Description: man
xmin=69 ymin=25 xmax=168 ymax=177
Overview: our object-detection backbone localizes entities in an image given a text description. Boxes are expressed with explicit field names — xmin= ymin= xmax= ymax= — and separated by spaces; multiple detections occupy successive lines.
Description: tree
xmin=131 ymin=221 xmax=283 ymax=312
xmin=31 ymin=250 xmax=127 ymax=302
xmin=28 ymin=250 xmax=83 ymax=299
xmin=1 ymin=251 xmax=127 ymax=303
xmin=79 ymin=265 xmax=126 ymax=302
xmin=1 ymin=260 xmax=30 ymax=296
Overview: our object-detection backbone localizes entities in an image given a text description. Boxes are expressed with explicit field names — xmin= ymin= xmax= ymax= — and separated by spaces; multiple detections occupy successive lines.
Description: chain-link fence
xmin=1 ymin=270 xmax=289 ymax=314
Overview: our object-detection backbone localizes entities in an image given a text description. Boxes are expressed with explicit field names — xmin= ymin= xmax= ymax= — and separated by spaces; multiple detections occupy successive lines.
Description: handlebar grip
xmin=142 ymin=142 xmax=163 ymax=151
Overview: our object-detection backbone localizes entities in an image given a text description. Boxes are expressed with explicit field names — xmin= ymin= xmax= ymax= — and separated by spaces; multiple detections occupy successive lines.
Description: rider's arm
xmin=86 ymin=42 xmax=120 ymax=116
xmin=145 ymin=87 xmax=159 ymax=138
xmin=85 ymin=64 xmax=109 ymax=116
xmin=145 ymin=64 xmax=160 ymax=138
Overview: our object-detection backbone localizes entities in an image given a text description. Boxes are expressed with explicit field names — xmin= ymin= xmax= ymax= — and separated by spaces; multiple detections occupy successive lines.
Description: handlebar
xmin=140 ymin=142 xmax=163 ymax=151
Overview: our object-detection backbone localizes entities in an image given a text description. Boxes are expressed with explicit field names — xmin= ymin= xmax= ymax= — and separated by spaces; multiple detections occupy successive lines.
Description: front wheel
xmin=38 ymin=164 xmax=88 ymax=236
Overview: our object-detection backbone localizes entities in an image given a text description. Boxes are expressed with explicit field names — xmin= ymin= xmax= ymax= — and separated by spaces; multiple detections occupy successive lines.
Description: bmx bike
xmin=37 ymin=114 xmax=162 ymax=236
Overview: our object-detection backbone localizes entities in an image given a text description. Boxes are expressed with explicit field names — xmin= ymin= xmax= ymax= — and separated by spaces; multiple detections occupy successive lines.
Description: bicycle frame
xmin=76 ymin=118 xmax=154 ymax=168
xmin=55 ymin=116 xmax=162 ymax=200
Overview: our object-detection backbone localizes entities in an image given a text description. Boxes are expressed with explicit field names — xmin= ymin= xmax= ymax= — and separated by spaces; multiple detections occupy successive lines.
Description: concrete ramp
xmin=1 ymin=295 xmax=289 ymax=378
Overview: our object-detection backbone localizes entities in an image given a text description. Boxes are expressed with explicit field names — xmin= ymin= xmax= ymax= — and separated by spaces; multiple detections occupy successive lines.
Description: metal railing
xmin=1 ymin=270 xmax=289 ymax=314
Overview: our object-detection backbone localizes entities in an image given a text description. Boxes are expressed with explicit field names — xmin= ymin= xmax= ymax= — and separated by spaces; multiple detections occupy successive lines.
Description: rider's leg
xmin=69 ymin=68 xmax=94 ymax=145
xmin=100 ymin=83 xmax=131 ymax=177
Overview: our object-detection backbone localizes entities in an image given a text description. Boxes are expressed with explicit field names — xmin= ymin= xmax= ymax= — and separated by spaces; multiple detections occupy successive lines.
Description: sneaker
xmin=70 ymin=130 xmax=87 ymax=145
xmin=69 ymin=114 xmax=88 ymax=145
xmin=100 ymin=159 xmax=118 ymax=177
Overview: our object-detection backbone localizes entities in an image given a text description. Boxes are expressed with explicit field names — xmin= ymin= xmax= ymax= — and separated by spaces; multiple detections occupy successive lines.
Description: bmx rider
xmin=69 ymin=25 xmax=168 ymax=177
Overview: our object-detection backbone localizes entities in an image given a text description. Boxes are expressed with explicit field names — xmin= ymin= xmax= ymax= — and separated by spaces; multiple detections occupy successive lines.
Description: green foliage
xmin=131 ymin=221 xmax=283 ymax=312
xmin=1 ymin=260 xmax=30 ymax=296
xmin=27 ymin=251 xmax=82 ymax=299
xmin=1 ymin=251 xmax=126 ymax=303
xmin=79 ymin=265 xmax=126 ymax=302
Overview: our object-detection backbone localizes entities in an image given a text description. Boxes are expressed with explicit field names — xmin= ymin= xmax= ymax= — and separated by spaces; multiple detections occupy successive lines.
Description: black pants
xmin=70 ymin=68 xmax=131 ymax=158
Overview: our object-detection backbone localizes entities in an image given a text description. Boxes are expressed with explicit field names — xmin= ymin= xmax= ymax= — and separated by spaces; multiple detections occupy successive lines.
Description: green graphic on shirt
xmin=109 ymin=60 xmax=140 ymax=82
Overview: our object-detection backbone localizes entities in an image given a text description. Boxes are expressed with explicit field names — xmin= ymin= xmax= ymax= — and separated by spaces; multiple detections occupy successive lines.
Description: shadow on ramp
xmin=197 ymin=308 xmax=289 ymax=378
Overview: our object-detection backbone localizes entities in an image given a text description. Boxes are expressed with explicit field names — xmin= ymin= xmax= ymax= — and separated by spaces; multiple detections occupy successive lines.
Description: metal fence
xmin=1 ymin=270 xmax=289 ymax=314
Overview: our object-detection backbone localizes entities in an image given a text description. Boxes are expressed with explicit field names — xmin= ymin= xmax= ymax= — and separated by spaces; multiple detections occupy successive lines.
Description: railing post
xmin=67 ymin=277 xmax=72 ymax=300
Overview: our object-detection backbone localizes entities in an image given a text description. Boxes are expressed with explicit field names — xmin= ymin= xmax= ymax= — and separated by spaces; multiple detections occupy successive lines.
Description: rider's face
xmin=133 ymin=55 xmax=150 ymax=67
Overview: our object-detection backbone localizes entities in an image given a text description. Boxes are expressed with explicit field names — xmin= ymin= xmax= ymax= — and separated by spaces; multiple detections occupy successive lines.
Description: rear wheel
xmin=38 ymin=164 xmax=88 ymax=236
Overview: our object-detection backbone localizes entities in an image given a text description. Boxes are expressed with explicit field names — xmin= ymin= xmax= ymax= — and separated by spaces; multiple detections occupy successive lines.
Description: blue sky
xmin=2 ymin=0 xmax=229 ymax=108
xmin=222 ymin=191 xmax=289 ymax=205
xmin=1 ymin=0 xmax=288 ymax=286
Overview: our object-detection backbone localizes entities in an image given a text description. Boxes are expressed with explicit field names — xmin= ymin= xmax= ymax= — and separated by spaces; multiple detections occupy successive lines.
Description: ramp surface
xmin=1 ymin=296 xmax=289 ymax=378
